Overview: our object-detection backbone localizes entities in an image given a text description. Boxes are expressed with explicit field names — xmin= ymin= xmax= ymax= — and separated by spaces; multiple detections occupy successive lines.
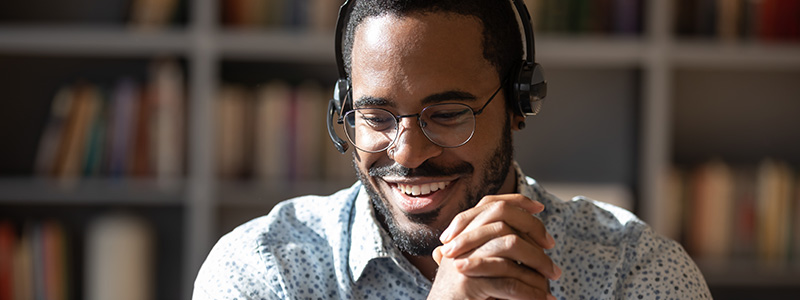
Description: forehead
xmin=350 ymin=12 xmax=498 ymax=102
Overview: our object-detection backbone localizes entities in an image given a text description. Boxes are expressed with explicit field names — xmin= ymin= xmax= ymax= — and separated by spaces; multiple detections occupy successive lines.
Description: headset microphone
xmin=327 ymin=0 xmax=547 ymax=153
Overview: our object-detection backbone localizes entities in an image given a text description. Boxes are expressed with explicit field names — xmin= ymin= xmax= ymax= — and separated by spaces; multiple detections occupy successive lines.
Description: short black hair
xmin=342 ymin=0 xmax=523 ymax=86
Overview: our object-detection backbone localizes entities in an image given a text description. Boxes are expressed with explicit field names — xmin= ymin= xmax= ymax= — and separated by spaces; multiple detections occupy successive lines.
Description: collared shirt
xmin=194 ymin=163 xmax=711 ymax=299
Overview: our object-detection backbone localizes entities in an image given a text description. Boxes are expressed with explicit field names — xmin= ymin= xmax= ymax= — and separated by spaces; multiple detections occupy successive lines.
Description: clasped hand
xmin=428 ymin=194 xmax=561 ymax=300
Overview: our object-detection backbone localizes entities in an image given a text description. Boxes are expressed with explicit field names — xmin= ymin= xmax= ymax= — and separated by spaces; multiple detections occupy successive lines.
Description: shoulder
xmin=533 ymin=182 xmax=710 ymax=298
xmin=194 ymin=183 xmax=361 ymax=299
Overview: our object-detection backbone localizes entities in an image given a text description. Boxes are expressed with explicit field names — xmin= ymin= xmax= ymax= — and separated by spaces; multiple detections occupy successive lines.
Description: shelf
xmin=537 ymin=35 xmax=647 ymax=67
xmin=216 ymin=29 xmax=335 ymax=63
xmin=672 ymin=40 xmax=800 ymax=69
xmin=0 ymin=25 xmax=191 ymax=56
xmin=216 ymin=179 xmax=356 ymax=208
xmin=0 ymin=177 xmax=185 ymax=205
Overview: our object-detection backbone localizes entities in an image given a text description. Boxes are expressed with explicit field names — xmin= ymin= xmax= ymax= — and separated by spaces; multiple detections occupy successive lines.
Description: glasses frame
xmin=339 ymin=83 xmax=505 ymax=153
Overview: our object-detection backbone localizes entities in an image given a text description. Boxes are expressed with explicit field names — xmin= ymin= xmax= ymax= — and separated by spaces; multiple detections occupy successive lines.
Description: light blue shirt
xmin=194 ymin=164 xmax=711 ymax=299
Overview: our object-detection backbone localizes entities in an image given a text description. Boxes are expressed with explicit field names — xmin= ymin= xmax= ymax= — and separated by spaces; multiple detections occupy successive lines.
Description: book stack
xmin=675 ymin=0 xmax=800 ymax=42
xmin=34 ymin=59 xmax=185 ymax=187
xmin=215 ymin=81 xmax=354 ymax=183
xmin=128 ymin=0 xmax=183 ymax=30
xmin=0 ymin=220 xmax=69 ymax=300
xmin=668 ymin=159 xmax=800 ymax=266
xmin=524 ymin=0 xmax=643 ymax=36
xmin=221 ymin=0 xmax=340 ymax=31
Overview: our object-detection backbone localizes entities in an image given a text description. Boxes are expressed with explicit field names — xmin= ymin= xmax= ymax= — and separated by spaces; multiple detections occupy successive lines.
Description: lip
xmin=380 ymin=177 xmax=458 ymax=214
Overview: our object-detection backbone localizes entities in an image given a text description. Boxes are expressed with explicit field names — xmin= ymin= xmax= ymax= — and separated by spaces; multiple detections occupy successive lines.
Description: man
xmin=194 ymin=0 xmax=711 ymax=299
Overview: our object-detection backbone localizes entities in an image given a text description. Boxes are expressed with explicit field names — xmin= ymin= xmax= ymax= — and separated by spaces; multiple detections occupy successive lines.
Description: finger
xmin=454 ymin=257 xmax=550 ymax=294
xmin=442 ymin=200 xmax=554 ymax=250
xmin=467 ymin=233 xmax=561 ymax=280
xmin=473 ymin=276 xmax=552 ymax=300
xmin=476 ymin=194 xmax=545 ymax=215
xmin=440 ymin=194 xmax=546 ymax=244
xmin=441 ymin=221 xmax=525 ymax=258
xmin=433 ymin=246 xmax=444 ymax=265
xmin=463 ymin=201 xmax=552 ymax=249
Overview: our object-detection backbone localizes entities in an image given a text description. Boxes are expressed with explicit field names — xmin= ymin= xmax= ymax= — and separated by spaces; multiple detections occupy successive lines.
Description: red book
xmin=0 ymin=222 xmax=15 ymax=300
xmin=758 ymin=0 xmax=781 ymax=41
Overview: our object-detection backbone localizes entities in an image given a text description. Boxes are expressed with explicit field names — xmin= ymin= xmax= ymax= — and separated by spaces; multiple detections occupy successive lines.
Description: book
xmin=81 ymin=88 xmax=108 ymax=177
xmin=717 ymin=0 xmax=743 ymax=41
xmin=13 ymin=224 xmax=33 ymax=300
xmin=149 ymin=59 xmax=185 ymax=186
xmin=292 ymin=82 xmax=325 ymax=180
xmin=686 ymin=160 xmax=734 ymax=260
xmin=255 ymin=81 xmax=292 ymax=182
xmin=0 ymin=222 xmax=14 ymax=300
xmin=34 ymin=86 xmax=75 ymax=177
xmin=41 ymin=221 xmax=67 ymax=300
xmin=129 ymin=0 xmax=179 ymax=30
xmin=612 ymin=0 xmax=640 ymax=35
xmin=107 ymin=79 xmax=141 ymax=178
xmin=216 ymin=85 xmax=250 ymax=179
xmin=85 ymin=214 xmax=154 ymax=300
xmin=755 ymin=159 xmax=793 ymax=265
xmin=53 ymin=83 xmax=100 ymax=183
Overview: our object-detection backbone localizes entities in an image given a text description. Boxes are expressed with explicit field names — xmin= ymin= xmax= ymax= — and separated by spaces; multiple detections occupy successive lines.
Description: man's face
xmin=350 ymin=12 xmax=519 ymax=256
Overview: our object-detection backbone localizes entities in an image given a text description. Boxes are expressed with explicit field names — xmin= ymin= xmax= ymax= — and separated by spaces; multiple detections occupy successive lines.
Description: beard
xmin=354 ymin=118 xmax=514 ymax=257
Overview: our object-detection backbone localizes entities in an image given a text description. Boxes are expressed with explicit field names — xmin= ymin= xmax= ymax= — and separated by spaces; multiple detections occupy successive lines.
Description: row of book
xmin=0 ymin=221 xmax=68 ymax=300
xmin=666 ymin=159 xmax=800 ymax=265
xmin=221 ymin=0 xmax=340 ymax=30
xmin=675 ymin=0 xmax=800 ymax=41
xmin=0 ymin=215 xmax=155 ymax=300
xmin=215 ymin=81 xmax=354 ymax=182
xmin=34 ymin=59 xmax=185 ymax=186
xmin=525 ymin=0 xmax=643 ymax=35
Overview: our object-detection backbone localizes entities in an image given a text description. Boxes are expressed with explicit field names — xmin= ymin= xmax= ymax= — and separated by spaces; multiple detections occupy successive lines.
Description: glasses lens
xmin=343 ymin=108 xmax=397 ymax=152
xmin=420 ymin=103 xmax=476 ymax=147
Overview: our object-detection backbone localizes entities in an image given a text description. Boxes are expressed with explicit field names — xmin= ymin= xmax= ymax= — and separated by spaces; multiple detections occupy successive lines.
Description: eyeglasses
xmin=339 ymin=83 xmax=504 ymax=153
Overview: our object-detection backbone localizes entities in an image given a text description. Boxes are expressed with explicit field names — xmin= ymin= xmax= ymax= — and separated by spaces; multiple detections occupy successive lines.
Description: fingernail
xmin=552 ymin=264 xmax=562 ymax=280
xmin=547 ymin=295 xmax=557 ymax=300
xmin=547 ymin=233 xmax=555 ymax=248
xmin=440 ymin=226 xmax=454 ymax=243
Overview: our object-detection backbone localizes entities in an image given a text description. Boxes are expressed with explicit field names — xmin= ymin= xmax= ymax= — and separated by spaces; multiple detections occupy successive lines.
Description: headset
xmin=327 ymin=0 xmax=547 ymax=154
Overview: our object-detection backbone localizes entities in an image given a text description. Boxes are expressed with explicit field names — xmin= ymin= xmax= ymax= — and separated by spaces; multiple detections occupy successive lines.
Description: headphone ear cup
xmin=514 ymin=62 xmax=547 ymax=116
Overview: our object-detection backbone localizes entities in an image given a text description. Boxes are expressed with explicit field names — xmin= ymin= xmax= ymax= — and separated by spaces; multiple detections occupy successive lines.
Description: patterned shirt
xmin=194 ymin=163 xmax=711 ymax=299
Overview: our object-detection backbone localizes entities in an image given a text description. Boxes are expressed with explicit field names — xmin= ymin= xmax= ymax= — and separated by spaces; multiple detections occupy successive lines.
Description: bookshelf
xmin=1 ymin=0 xmax=799 ymax=299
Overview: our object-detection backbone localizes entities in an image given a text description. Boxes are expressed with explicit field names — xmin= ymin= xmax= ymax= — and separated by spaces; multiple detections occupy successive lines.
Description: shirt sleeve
xmin=620 ymin=227 xmax=712 ymax=300
xmin=193 ymin=230 xmax=284 ymax=300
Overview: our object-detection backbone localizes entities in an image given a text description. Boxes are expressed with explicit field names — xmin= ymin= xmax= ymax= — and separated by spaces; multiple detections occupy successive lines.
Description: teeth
xmin=397 ymin=182 xmax=449 ymax=196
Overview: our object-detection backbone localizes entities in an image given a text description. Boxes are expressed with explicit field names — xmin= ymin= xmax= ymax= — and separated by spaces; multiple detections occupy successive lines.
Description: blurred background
xmin=0 ymin=0 xmax=799 ymax=299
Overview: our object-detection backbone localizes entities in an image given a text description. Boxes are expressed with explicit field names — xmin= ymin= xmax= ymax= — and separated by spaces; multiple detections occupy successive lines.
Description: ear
xmin=512 ymin=114 xmax=527 ymax=131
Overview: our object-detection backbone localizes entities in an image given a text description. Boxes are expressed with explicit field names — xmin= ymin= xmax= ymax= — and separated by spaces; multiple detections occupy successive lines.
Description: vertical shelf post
xmin=640 ymin=0 xmax=674 ymax=235
xmin=185 ymin=0 xmax=218 ymax=298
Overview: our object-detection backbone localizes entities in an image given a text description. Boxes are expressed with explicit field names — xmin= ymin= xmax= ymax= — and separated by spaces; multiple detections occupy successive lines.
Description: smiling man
xmin=194 ymin=1 xmax=710 ymax=299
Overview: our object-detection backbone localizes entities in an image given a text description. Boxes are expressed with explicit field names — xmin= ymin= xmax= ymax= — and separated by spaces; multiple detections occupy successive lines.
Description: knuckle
xmin=491 ymin=221 xmax=512 ymax=235
xmin=503 ymin=234 xmax=521 ymax=249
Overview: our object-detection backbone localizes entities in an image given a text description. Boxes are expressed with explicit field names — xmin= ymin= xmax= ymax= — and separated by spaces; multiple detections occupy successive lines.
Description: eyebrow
xmin=353 ymin=90 xmax=478 ymax=108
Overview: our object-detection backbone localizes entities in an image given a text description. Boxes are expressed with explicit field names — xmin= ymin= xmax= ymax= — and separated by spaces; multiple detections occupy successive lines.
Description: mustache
xmin=368 ymin=161 xmax=473 ymax=178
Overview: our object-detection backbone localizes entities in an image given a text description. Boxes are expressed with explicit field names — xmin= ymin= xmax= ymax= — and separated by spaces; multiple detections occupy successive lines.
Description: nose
xmin=388 ymin=117 xmax=442 ymax=169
